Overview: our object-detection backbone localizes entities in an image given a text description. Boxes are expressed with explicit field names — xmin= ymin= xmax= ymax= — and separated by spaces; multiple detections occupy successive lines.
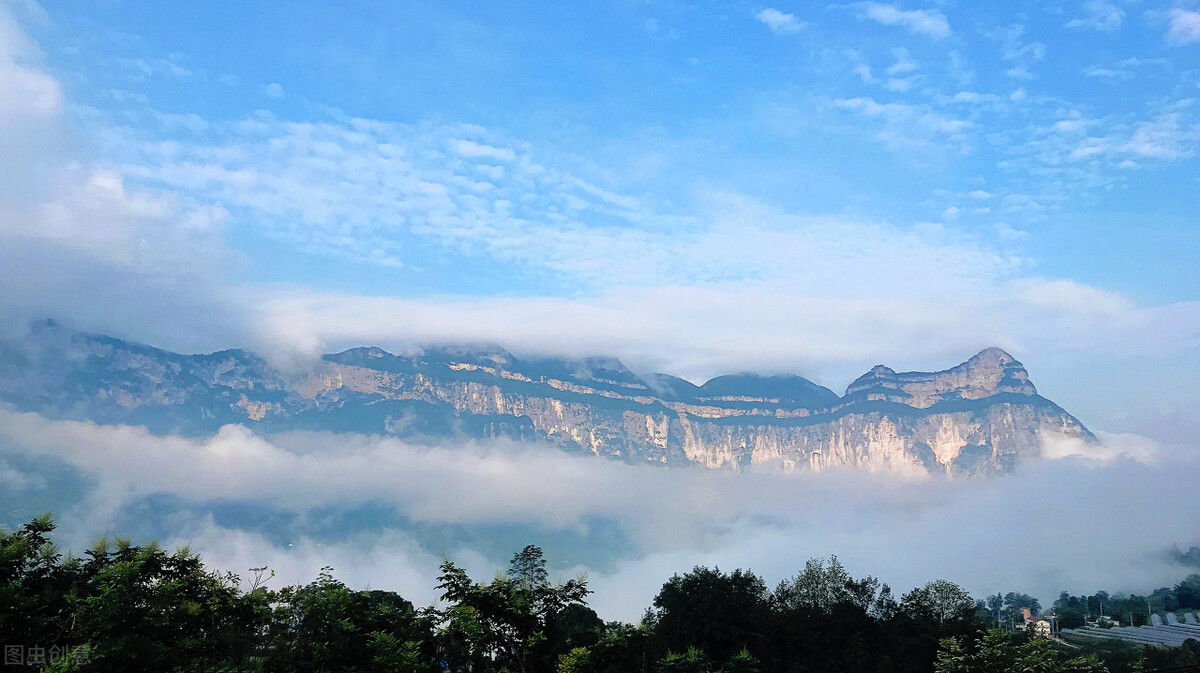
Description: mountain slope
xmin=0 ymin=321 xmax=1096 ymax=475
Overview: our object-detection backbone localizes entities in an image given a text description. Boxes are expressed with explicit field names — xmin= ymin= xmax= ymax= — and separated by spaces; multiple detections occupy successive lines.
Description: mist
xmin=1 ymin=406 xmax=1196 ymax=620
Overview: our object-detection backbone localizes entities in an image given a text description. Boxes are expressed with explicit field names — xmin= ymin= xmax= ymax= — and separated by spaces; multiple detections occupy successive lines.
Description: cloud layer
xmin=1 ymin=407 xmax=1196 ymax=618
xmin=859 ymin=3 xmax=951 ymax=39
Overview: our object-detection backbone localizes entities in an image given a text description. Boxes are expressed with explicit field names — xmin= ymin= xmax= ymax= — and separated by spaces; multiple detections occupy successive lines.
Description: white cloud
xmin=1123 ymin=107 xmax=1196 ymax=159
xmin=950 ymin=91 xmax=997 ymax=104
xmin=832 ymin=97 xmax=970 ymax=151
xmin=1052 ymin=112 xmax=1095 ymax=135
xmin=1008 ymin=100 xmax=1198 ymax=193
xmin=1041 ymin=430 xmax=1159 ymax=463
xmin=1083 ymin=65 xmax=1131 ymax=80
xmin=165 ymin=520 xmax=450 ymax=606
xmin=218 ymin=277 xmax=1199 ymax=401
xmin=263 ymin=82 xmax=284 ymax=98
xmin=117 ymin=57 xmax=193 ymax=79
xmin=947 ymin=50 xmax=974 ymax=86
xmin=0 ymin=458 xmax=41 ymax=492
xmin=1006 ymin=65 xmax=1034 ymax=80
xmin=1 ymin=408 xmax=1195 ymax=619
xmin=3 ymin=43 xmax=1192 ymax=399
xmin=1066 ymin=0 xmax=1124 ymax=32
xmin=996 ymin=24 xmax=1045 ymax=80
xmin=1167 ymin=9 xmax=1200 ymax=44
xmin=1009 ymin=278 xmax=1132 ymax=317
xmin=885 ymin=47 xmax=918 ymax=75
xmin=102 ymin=107 xmax=1017 ymax=294
xmin=860 ymin=3 xmax=951 ymax=39
xmin=880 ymin=48 xmax=917 ymax=91
xmin=995 ymin=223 xmax=1026 ymax=240
xmin=0 ymin=5 xmax=61 ymax=122
xmin=756 ymin=8 xmax=806 ymax=34
xmin=451 ymin=138 xmax=517 ymax=161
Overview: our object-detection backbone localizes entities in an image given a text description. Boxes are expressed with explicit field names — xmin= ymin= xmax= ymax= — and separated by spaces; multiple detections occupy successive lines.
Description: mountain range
xmin=0 ymin=320 xmax=1096 ymax=476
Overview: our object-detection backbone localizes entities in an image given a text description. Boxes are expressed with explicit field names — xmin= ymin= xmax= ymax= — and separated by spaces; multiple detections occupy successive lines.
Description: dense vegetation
xmin=1 ymin=516 xmax=1197 ymax=673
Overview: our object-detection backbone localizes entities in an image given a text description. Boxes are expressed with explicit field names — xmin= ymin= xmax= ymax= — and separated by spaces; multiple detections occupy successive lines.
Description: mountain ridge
xmin=0 ymin=321 xmax=1097 ymax=476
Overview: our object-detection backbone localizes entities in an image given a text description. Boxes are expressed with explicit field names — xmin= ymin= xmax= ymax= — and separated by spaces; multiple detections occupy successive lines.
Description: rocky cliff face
xmin=0 ymin=321 xmax=1095 ymax=475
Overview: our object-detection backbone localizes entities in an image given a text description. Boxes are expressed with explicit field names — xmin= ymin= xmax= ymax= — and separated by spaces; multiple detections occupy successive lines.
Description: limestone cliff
xmin=0 ymin=321 xmax=1095 ymax=475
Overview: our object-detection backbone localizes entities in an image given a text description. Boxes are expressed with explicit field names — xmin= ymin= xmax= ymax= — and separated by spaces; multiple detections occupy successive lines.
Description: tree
xmin=986 ymin=593 xmax=1004 ymax=626
xmin=935 ymin=629 xmax=1107 ymax=673
xmin=723 ymin=647 xmax=760 ymax=673
xmin=370 ymin=635 xmax=427 ymax=673
xmin=656 ymin=647 xmax=710 ymax=673
xmin=260 ymin=566 xmax=432 ymax=673
xmin=558 ymin=646 xmax=593 ymax=673
xmin=649 ymin=566 xmax=771 ymax=667
xmin=1000 ymin=591 xmax=1042 ymax=626
xmin=13 ymin=514 xmax=1200 ymax=673
xmin=0 ymin=514 xmax=78 ymax=650
xmin=438 ymin=604 xmax=490 ymax=673
xmin=73 ymin=536 xmax=252 ymax=673
xmin=512 ymin=544 xmax=551 ymax=589
xmin=773 ymin=555 xmax=880 ymax=615
xmin=436 ymin=545 xmax=592 ymax=673
xmin=873 ymin=583 xmax=899 ymax=620
xmin=588 ymin=621 xmax=649 ymax=673
xmin=901 ymin=580 xmax=977 ymax=626
xmin=267 ymin=568 xmax=363 ymax=671
xmin=1052 ymin=593 xmax=1089 ymax=630
xmin=1176 ymin=574 xmax=1200 ymax=609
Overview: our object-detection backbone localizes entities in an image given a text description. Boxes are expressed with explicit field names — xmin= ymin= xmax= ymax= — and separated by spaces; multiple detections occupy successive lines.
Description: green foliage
xmin=588 ymin=621 xmax=648 ymax=673
xmin=557 ymin=646 xmax=592 ymax=673
xmin=1177 ymin=574 xmax=1200 ymax=608
xmin=935 ymin=629 xmax=1107 ymax=673
xmin=649 ymin=566 xmax=771 ymax=667
xmin=369 ymin=634 xmax=427 ymax=673
xmin=722 ymin=647 xmax=760 ymax=673
xmin=773 ymin=555 xmax=879 ymax=615
xmin=657 ymin=646 xmax=710 ymax=673
xmin=900 ymin=579 xmax=978 ymax=625
xmin=3 ymin=515 xmax=1197 ymax=673
xmin=435 ymin=545 xmax=594 ymax=673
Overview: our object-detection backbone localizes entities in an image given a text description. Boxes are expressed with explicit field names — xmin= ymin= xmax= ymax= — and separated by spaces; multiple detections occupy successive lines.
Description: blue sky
xmin=1 ymin=0 xmax=1198 ymax=432
xmin=37 ymin=0 xmax=1199 ymax=299
xmin=1 ymin=0 xmax=1200 ymax=613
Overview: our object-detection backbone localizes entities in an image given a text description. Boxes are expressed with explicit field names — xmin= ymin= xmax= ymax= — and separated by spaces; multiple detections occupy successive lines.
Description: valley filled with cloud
xmin=1 ymin=405 xmax=1196 ymax=618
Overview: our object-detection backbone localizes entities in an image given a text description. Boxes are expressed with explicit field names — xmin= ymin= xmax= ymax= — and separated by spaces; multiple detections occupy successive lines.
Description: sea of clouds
xmin=1 ymin=406 xmax=1196 ymax=619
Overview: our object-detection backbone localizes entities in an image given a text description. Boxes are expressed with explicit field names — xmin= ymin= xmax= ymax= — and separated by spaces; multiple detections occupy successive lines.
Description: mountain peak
xmin=845 ymin=348 xmax=1036 ymax=408
xmin=966 ymin=347 xmax=1016 ymax=367
xmin=697 ymin=373 xmax=839 ymax=409
xmin=0 ymin=324 xmax=1094 ymax=475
